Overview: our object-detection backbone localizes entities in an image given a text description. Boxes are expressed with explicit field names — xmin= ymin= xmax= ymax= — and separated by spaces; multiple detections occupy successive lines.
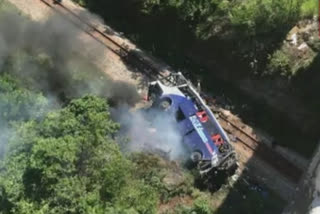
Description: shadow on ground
xmin=72 ymin=0 xmax=319 ymax=158
xmin=68 ymin=1 xmax=319 ymax=212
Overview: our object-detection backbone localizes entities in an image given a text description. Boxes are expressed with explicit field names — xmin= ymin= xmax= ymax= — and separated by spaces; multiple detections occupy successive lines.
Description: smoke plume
xmin=112 ymin=105 xmax=187 ymax=161
xmin=0 ymin=11 xmax=139 ymax=105
xmin=0 ymin=11 xmax=141 ymax=158
xmin=0 ymin=10 xmax=184 ymax=162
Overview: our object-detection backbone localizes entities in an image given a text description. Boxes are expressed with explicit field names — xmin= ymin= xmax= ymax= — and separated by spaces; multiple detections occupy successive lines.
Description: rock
xmin=298 ymin=42 xmax=309 ymax=51
xmin=291 ymin=33 xmax=298 ymax=46
xmin=286 ymin=26 xmax=299 ymax=43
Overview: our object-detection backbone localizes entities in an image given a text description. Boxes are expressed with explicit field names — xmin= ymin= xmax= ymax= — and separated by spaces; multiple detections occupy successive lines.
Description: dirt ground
xmin=7 ymin=0 xmax=307 ymax=202
xmin=8 ymin=0 xmax=148 ymax=91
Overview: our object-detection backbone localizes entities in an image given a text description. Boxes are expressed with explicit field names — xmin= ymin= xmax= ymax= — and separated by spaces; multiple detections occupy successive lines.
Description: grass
xmin=0 ymin=0 xmax=21 ymax=14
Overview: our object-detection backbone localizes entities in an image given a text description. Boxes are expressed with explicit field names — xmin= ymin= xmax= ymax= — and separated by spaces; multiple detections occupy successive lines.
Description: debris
xmin=231 ymin=174 xmax=239 ymax=182
xmin=230 ymin=135 xmax=238 ymax=142
xmin=298 ymin=42 xmax=309 ymax=50
xmin=291 ymin=33 xmax=298 ymax=46
xmin=286 ymin=26 xmax=299 ymax=45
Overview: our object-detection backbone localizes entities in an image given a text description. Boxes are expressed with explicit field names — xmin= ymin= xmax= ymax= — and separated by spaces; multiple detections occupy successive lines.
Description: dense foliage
xmin=0 ymin=74 xmax=48 ymax=122
xmin=0 ymin=95 xmax=159 ymax=213
xmin=72 ymin=0 xmax=316 ymax=74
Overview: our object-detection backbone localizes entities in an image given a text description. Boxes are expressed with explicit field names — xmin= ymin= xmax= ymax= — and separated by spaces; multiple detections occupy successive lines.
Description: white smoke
xmin=112 ymin=105 xmax=187 ymax=160
xmin=0 ymin=11 xmax=141 ymax=159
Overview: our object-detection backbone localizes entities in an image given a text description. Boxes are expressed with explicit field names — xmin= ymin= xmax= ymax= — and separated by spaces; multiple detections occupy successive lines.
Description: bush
xmin=300 ymin=0 xmax=318 ymax=18
xmin=192 ymin=196 xmax=213 ymax=214
xmin=130 ymin=153 xmax=194 ymax=202
xmin=172 ymin=205 xmax=193 ymax=214
xmin=230 ymin=0 xmax=302 ymax=36
xmin=267 ymin=50 xmax=291 ymax=76
xmin=115 ymin=179 xmax=159 ymax=214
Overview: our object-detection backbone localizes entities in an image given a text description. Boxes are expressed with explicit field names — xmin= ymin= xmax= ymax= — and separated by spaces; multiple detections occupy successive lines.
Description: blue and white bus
xmin=147 ymin=73 xmax=237 ymax=174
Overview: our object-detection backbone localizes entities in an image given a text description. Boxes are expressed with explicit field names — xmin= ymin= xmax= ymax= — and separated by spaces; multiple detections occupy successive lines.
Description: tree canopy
xmin=0 ymin=95 xmax=158 ymax=214
xmin=0 ymin=73 xmax=48 ymax=122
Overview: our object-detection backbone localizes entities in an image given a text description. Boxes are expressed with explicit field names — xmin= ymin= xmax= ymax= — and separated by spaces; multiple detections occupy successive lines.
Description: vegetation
xmin=300 ymin=0 xmax=318 ymax=18
xmin=0 ymin=0 xmax=21 ymax=14
xmin=0 ymin=1 xmax=305 ymax=213
xmin=0 ymin=74 xmax=48 ymax=122
xmin=71 ymin=0 xmax=312 ymax=73
xmin=267 ymin=49 xmax=291 ymax=76
xmin=0 ymin=95 xmax=159 ymax=213
xmin=71 ymin=0 xmax=320 ymax=157
xmin=0 ymin=64 xmax=286 ymax=213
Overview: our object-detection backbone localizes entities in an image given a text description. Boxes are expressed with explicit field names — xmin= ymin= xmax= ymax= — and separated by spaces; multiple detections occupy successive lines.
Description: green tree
xmin=0 ymin=73 xmax=48 ymax=122
xmin=0 ymin=95 xmax=158 ymax=213
xmin=230 ymin=0 xmax=302 ymax=36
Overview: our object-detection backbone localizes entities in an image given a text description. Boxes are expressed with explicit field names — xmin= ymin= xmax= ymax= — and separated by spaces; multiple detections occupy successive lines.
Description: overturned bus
xmin=147 ymin=72 xmax=237 ymax=174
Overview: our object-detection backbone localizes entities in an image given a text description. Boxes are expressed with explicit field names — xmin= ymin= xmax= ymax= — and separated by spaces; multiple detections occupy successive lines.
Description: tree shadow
xmin=292 ymin=52 xmax=320 ymax=115
xmin=213 ymin=166 xmax=286 ymax=214
xmin=23 ymin=168 xmax=50 ymax=202
xmin=0 ymin=186 xmax=14 ymax=213
xmin=73 ymin=0 xmax=318 ymax=158
xmin=65 ymin=2 xmax=314 ymax=212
